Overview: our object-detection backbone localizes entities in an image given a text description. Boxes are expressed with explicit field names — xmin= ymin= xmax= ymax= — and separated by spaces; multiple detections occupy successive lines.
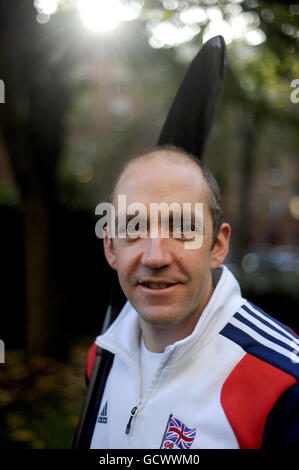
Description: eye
xmin=127 ymin=222 xmax=138 ymax=232
xmin=178 ymin=225 xmax=196 ymax=241
xmin=171 ymin=223 xmax=195 ymax=237
xmin=127 ymin=224 xmax=139 ymax=237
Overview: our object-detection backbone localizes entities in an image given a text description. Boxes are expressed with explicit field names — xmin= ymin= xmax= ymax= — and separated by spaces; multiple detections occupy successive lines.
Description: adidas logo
xmin=97 ymin=401 xmax=108 ymax=424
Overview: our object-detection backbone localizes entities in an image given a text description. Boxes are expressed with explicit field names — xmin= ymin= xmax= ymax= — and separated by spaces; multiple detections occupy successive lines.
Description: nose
xmin=141 ymin=238 xmax=173 ymax=269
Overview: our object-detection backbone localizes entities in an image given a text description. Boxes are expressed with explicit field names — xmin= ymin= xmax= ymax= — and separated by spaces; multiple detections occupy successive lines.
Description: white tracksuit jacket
xmin=89 ymin=265 xmax=299 ymax=449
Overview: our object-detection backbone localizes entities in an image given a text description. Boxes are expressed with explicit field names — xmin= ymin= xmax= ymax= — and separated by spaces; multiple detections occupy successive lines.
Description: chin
xmin=138 ymin=305 xmax=184 ymax=328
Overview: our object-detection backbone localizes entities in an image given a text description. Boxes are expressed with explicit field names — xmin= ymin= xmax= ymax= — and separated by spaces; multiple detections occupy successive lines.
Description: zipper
xmin=124 ymin=345 xmax=174 ymax=437
xmin=125 ymin=404 xmax=139 ymax=435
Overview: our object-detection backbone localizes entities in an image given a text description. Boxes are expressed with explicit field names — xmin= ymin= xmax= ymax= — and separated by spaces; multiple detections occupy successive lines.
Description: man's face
xmin=104 ymin=152 xmax=229 ymax=333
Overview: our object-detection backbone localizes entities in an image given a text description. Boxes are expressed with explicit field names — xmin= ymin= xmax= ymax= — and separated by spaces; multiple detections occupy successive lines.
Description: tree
xmin=0 ymin=1 xmax=77 ymax=356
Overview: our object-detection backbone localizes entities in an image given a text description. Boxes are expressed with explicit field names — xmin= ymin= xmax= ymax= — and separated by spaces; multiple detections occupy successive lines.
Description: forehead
xmin=114 ymin=153 xmax=210 ymax=207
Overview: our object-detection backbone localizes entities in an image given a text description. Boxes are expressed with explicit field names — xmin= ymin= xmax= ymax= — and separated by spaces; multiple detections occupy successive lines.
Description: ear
xmin=103 ymin=227 xmax=117 ymax=271
xmin=210 ymin=223 xmax=231 ymax=269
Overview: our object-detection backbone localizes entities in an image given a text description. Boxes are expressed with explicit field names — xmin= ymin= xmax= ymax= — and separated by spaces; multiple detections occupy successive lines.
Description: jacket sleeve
xmin=262 ymin=382 xmax=299 ymax=448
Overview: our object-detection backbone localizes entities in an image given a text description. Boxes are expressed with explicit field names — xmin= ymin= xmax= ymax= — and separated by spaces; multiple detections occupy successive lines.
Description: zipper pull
xmin=125 ymin=406 xmax=138 ymax=435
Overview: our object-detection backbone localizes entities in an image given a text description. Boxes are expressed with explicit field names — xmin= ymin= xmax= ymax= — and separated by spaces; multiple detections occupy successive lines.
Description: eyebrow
xmin=115 ymin=214 xmax=147 ymax=227
xmin=114 ymin=211 xmax=198 ymax=226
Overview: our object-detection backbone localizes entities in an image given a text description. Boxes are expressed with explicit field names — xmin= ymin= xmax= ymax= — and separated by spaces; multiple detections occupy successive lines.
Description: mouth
xmin=138 ymin=281 xmax=180 ymax=291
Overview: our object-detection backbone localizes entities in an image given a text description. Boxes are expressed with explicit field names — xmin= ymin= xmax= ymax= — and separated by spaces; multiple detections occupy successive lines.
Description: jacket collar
xmin=95 ymin=265 xmax=245 ymax=368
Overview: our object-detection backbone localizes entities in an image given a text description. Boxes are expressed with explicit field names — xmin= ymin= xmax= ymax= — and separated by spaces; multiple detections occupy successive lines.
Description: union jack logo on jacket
xmin=161 ymin=416 xmax=197 ymax=449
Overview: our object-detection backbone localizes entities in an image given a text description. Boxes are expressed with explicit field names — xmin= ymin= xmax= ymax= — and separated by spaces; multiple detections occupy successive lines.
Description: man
xmin=83 ymin=146 xmax=299 ymax=449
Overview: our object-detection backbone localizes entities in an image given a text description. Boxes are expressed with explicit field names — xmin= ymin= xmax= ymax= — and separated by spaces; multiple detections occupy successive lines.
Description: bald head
xmin=110 ymin=145 xmax=223 ymax=247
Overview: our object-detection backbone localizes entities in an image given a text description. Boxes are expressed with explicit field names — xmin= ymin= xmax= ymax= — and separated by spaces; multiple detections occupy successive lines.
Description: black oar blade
xmin=157 ymin=35 xmax=226 ymax=159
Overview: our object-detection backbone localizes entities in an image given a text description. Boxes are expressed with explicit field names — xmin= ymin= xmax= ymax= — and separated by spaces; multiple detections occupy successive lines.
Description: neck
xmin=140 ymin=319 xmax=199 ymax=353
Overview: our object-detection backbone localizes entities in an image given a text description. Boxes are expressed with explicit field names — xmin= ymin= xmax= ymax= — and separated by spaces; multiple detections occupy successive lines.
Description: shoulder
xmin=85 ymin=342 xmax=115 ymax=385
xmin=220 ymin=300 xmax=299 ymax=380
xmin=219 ymin=301 xmax=299 ymax=448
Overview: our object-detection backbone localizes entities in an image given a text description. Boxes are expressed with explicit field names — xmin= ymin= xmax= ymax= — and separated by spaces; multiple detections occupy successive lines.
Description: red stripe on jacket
xmin=86 ymin=342 xmax=98 ymax=382
xmin=221 ymin=353 xmax=296 ymax=449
